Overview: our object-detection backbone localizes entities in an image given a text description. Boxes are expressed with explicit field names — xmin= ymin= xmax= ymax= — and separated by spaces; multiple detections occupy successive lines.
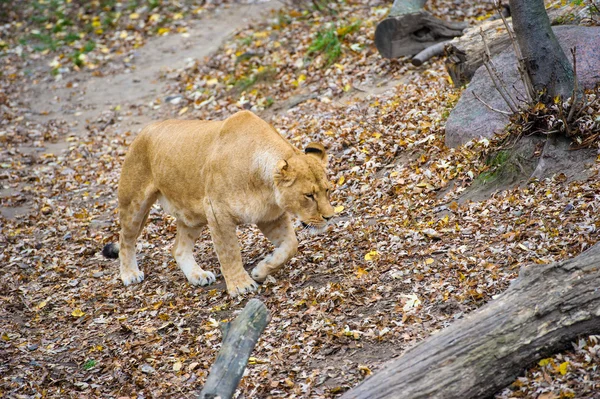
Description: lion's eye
xmin=305 ymin=193 xmax=315 ymax=200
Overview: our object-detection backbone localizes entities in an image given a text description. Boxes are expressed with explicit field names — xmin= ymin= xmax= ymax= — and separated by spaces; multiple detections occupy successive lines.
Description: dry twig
xmin=472 ymin=91 xmax=513 ymax=115
xmin=494 ymin=0 xmax=535 ymax=102
xmin=480 ymin=28 xmax=519 ymax=112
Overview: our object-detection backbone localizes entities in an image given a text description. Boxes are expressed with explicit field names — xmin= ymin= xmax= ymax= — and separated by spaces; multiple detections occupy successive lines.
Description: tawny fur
xmin=107 ymin=110 xmax=334 ymax=297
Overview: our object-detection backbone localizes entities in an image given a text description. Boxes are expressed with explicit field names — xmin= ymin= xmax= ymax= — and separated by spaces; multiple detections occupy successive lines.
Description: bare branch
xmin=480 ymin=28 xmax=520 ymax=112
xmin=472 ymin=91 xmax=513 ymax=115
xmin=494 ymin=0 xmax=535 ymax=102
xmin=567 ymin=47 xmax=580 ymax=122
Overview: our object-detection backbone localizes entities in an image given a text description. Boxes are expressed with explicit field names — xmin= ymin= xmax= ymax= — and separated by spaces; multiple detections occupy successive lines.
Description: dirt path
xmin=24 ymin=1 xmax=281 ymax=145
xmin=2 ymin=1 xmax=281 ymax=219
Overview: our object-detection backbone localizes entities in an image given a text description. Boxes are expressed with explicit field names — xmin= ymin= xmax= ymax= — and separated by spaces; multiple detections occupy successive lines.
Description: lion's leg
xmin=118 ymin=186 xmax=158 ymax=286
xmin=172 ymin=221 xmax=216 ymax=286
xmin=205 ymin=201 xmax=258 ymax=297
xmin=252 ymin=213 xmax=298 ymax=281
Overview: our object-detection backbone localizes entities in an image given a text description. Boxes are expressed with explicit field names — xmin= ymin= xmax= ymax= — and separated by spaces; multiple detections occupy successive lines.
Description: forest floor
xmin=1 ymin=1 xmax=600 ymax=398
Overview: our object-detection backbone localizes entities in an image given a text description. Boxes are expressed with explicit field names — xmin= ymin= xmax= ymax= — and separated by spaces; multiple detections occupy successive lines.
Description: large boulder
xmin=445 ymin=26 xmax=600 ymax=148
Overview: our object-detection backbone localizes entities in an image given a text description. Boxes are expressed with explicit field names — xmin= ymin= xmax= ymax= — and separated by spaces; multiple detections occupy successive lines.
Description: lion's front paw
xmin=227 ymin=275 xmax=259 ymax=298
xmin=251 ymin=261 xmax=270 ymax=282
xmin=187 ymin=269 xmax=216 ymax=286
xmin=121 ymin=269 xmax=145 ymax=286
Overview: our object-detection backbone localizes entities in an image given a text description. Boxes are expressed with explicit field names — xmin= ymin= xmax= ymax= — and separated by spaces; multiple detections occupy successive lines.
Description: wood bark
xmin=375 ymin=0 xmax=466 ymax=59
xmin=342 ymin=243 xmax=600 ymax=399
xmin=509 ymin=0 xmax=575 ymax=100
xmin=445 ymin=3 xmax=587 ymax=87
xmin=197 ymin=299 xmax=271 ymax=399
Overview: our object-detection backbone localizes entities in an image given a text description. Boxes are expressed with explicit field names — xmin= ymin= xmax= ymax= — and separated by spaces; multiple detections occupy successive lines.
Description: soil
xmin=2 ymin=1 xmax=281 ymax=220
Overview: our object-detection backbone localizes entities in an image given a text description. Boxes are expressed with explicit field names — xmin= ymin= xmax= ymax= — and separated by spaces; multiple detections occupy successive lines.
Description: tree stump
xmin=375 ymin=0 xmax=467 ymax=59
xmin=342 ymin=243 xmax=600 ymax=399
xmin=197 ymin=299 xmax=271 ymax=399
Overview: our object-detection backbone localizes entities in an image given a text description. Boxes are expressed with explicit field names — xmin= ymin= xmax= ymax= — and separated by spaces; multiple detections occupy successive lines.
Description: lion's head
xmin=274 ymin=143 xmax=334 ymax=233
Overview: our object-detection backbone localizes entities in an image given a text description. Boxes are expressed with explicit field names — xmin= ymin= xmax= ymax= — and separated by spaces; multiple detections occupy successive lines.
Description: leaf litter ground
xmin=2 ymin=1 xmax=600 ymax=398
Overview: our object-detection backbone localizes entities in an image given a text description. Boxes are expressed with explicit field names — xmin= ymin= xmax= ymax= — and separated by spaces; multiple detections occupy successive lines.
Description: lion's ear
xmin=274 ymin=159 xmax=295 ymax=186
xmin=304 ymin=142 xmax=327 ymax=166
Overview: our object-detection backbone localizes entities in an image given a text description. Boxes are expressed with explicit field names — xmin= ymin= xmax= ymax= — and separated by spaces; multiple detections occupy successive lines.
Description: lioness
xmin=102 ymin=110 xmax=334 ymax=297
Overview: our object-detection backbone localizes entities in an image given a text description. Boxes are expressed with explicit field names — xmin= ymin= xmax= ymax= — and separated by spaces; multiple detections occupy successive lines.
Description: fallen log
xmin=375 ymin=0 xmax=467 ymax=59
xmin=411 ymin=40 xmax=449 ymax=66
xmin=342 ymin=243 xmax=600 ymax=399
xmin=197 ymin=299 xmax=271 ymax=399
xmin=445 ymin=2 xmax=590 ymax=87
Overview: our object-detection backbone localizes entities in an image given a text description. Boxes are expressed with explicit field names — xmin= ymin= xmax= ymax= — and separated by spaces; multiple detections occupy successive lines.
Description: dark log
xmin=411 ymin=40 xmax=449 ymax=66
xmin=375 ymin=0 xmax=466 ymax=59
xmin=197 ymin=299 xmax=270 ymax=399
xmin=445 ymin=3 xmax=589 ymax=87
xmin=342 ymin=243 xmax=600 ymax=399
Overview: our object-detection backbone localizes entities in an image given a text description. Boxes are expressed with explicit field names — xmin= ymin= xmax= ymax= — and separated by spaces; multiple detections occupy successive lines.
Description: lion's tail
xmin=102 ymin=243 xmax=120 ymax=259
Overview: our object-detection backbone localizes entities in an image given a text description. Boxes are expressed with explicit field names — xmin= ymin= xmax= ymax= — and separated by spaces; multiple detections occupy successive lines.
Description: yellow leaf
xmin=559 ymin=361 xmax=569 ymax=375
xmin=119 ymin=31 xmax=128 ymax=39
xmin=253 ymin=31 xmax=269 ymax=38
xmin=37 ymin=301 xmax=48 ymax=310
xmin=372 ymin=132 xmax=381 ymax=138
xmin=1 ymin=332 xmax=10 ymax=341
xmin=538 ymin=358 xmax=552 ymax=367
xmin=129 ymin=13 xmax=140 ymax=20
xmin=358 ymin=365 xmax=372 ymax=375
xmin=71 ymin=308 xmax=85 ymax=317
xmin=149 ymin=14 xmax=160 ymax=22
xmin=157 ymin=27 xmax=170 ymax=35
xmin=92 ymin=20 xmax=101 ymax=28
xmin=173 ymin=361 xmax=182 ymax=372
xmin=425 ymin=258 xmax=434 ymax=265
xmin=334 ymin=205 xmax=344 ymax=213
xmin=364 ymin=250 xmax=379 ymax=261
xmin=343 ymin=83 xmax=351 ymax=92
xmin=337 ymin=176 xmax=345 ymax=185
xmin=355 ymin=267 xmax=368 ymax=278
xmin=248 ymin=357 xmax=268 ymax=364
xmin=114 ymin=105 xmax=121 ymax=111
xmin=178 ymin=107 xmax=189 ymax=116
xmin=173 ymin=13 xmax=183 ymax=20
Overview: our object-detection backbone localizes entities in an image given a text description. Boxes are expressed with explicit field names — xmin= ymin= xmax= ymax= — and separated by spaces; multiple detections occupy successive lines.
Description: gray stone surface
xmin=445 ymin=26 xmax=600 ymax=148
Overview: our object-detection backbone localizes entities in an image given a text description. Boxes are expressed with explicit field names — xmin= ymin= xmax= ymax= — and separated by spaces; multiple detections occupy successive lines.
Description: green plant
xmin=83 ymin=359 xmax=96 ymax=370
xmin=235 ymin=75 xmax=257 ymax=92
xmin=232 ymin=67 xmax=276 ymax=93
xmin=308 ymin=27 xmax=341 ymax=66
xmin=307 ymin=20 xmax=361 ymax=66
xmin=478 ymin=150 xmax=511 ymax=182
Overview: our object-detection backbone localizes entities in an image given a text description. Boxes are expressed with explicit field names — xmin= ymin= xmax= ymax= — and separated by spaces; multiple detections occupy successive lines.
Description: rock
xmin=165 ymin=95 xmax=182 ymax=104
xmin=140 ymin=364 xmax=155 ymax=374
xmin=446 ymin=26 xmax=600 ymax=148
